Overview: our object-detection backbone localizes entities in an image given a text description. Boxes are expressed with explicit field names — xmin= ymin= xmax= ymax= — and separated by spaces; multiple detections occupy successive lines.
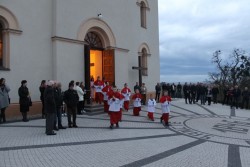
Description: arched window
xmin=0 ymin=22 xmax=3 ymax=67
xmin=141 ymin=48 xmax=148 ymax=76
xmin=84 ymin=32 xmax=103 ymax=49
xmin=140 ymin=1 xmax=147 ymax=28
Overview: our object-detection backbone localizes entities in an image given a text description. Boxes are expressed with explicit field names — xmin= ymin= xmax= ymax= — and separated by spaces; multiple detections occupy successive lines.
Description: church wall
xmin=0 ymin=0 xmax=160 ymax=108
xmin=53 ymin=41 xmax=84 ymax=91
xmin=0 ymin=0 xmax=53 ymax=103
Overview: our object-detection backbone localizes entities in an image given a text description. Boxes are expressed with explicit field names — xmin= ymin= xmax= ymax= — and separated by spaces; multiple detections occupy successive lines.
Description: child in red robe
xmin=121 ymin=83 xmax=131 ymax=111
xmin=132 ymin=89 xmax=142 ymax=116
xmin=94 ymin=76 xmax=104 ymax=104
xmin=147 ymin=94 xmax=156 ymax=121
xmin=108 ymin=86 xmax=123 ymax=129
xmin=160 ymin=91 xmax=172 ymax=126
xmin=102 ymin=82 xmax=112 ymax=113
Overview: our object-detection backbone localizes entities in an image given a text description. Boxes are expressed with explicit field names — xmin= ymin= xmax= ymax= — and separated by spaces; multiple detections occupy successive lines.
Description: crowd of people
xmin=2 ymin=77 xmax=250 ymax=135
xmin=156 ymin=82 xmax=250 ymax=109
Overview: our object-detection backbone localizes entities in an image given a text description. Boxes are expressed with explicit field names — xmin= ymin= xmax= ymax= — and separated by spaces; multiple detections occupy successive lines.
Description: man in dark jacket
xmin=44 ymin=80 xmax=56 ymax=135
xmin=64 ymin=82 xmax=79 ymax=128
xmin=232 ymin=85 xmax=241 ymax=109
xmin=54 ymin=82 xmax=66 ymax=130
xmin=183 ymin=82 xmax=190 ymax=104
xmin=241 ymin=87 xmax=249 ymax=109
xmin=155 ymin=82 xmax=161 ymax=102
xmin=212 ymin=85 xmax=219 ymax=104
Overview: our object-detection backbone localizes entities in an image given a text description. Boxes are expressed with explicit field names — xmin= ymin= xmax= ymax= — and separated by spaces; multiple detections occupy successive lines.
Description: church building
xmin=0 ymin=0 xmax=160 ymax=116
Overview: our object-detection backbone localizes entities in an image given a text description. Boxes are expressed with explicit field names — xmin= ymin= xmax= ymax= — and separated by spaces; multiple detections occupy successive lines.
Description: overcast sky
xmin=158 ymin=0 xmax=250 ymax=83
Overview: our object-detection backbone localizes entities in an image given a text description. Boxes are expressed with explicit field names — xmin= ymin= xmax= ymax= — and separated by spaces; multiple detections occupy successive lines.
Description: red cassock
xmin=159 ymin=96 xmax=172 ymax=123
xmin=132 ymin=93 xmax=142 ymax=116
xmin=121 ymin=87 xmax=131 ymax=111
xmin=108 ymin=91 xmax=123 ymax=124
xmin=94 ymin=80 xmax=104 ymax=104
xmin=147 ymin=112 xmax=154 ymax=121
xmin=102 ymin=85 xmax=112 ymax=113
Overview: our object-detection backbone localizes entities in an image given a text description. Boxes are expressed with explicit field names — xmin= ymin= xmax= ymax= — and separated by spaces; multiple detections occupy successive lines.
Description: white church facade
xmin=0 ymin=0 xmax=159 ymax=115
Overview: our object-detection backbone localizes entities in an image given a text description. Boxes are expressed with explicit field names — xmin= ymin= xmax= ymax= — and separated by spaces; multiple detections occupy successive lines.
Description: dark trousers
xmin=223 ymin=95 xmax=229 ymax=105
xmin=176 ymin=91 xmax=182 ymax=98
xmin=242 ymin=98 xmax=249 ymax=109
xmin=207 ymin=97 xmax=212 ymax=105
xmin=77 ymin=101 xmax=84 ymax=114
xmin=41 ymin=99 xmax=45 ymax=117
xmin=213 ymin=94 xmax=218 ymax=104
xmin=21 ymin=112 xmax=28 ymax=121
xmin=67 ymin=107 xmax=77 ymax=126
xmin=142 ymin=94 xmax=146 ymax=105
xmin=155 ymin=93 xmax=160 ymax=102
xmin=184 ymin=94 xmax=190 ymax=104
xmin=196 ymin=93 xmax=200 ymax=102
xmin=200 ymin=95 xmax=206 ymax=105
xmin=0 ymin=108 xmax=6 ymax=123
xmin=54 ymin=107 xmax=62 ymax=127
xmin=232 ymin=97 xmax=240 ymax=109
xmin=46 ymin=113 xmax=55 ymax=134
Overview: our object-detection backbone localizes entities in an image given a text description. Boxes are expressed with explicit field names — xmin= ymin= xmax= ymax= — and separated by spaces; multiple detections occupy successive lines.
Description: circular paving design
xmin=169 ymin=114 xmax=250 ymax=147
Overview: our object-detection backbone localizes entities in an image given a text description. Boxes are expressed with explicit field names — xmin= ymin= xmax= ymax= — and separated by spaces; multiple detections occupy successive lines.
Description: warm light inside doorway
xmin=90 ymin=50 xmax=103 ymax=81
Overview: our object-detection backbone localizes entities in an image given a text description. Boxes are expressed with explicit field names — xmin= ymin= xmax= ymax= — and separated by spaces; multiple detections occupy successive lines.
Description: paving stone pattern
xmin=0 ymin=99 xmax=250 ymax=167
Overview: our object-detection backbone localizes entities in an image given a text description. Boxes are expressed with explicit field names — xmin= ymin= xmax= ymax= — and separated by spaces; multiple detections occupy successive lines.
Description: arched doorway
xmin=84 ymin=31 xmax=115 ymax=104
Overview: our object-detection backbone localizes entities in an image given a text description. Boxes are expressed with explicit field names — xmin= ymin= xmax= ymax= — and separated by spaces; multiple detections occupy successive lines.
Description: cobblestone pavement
xmin=1 ymin=99 xmax=250 ymax=167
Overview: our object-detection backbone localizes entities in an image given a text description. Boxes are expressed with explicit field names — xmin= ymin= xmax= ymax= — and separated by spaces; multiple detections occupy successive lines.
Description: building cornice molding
xmin=51 ymin=36 xmax=87 ymax=45
xmin=3 ymin=28 xmax=22 ymax=34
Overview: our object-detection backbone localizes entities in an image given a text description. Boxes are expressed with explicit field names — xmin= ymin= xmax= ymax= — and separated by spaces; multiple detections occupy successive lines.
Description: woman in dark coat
xmin=18 ymin=80 xmax=30 ymax=122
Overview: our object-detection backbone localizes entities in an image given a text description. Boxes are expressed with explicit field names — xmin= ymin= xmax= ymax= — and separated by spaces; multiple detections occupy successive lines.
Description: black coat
xmin=63 ymin=89 xmax=79 ymax=108
xmin=54 ymin=87 xmax=63 ymax=108
xmin=44 ymin=86 xmax=56 ymax=113
xmin=18 ymin=86 xmax=30 ymax=112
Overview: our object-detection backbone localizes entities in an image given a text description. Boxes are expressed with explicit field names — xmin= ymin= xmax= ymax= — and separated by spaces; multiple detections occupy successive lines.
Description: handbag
xmin=29 ymin=98 xmax=32 ymax=106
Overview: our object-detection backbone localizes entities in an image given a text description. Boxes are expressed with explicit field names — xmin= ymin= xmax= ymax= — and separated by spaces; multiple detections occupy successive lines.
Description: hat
xmin=21 ymin=80 xmax=27 ymax=85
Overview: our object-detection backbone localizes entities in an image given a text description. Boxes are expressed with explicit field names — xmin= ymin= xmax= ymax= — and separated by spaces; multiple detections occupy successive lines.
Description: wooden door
xmin=103 ymin=49 xmax=115 ymax=86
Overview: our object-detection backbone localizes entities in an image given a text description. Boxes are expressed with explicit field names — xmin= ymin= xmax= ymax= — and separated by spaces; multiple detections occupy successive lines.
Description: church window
xmin=140 ymin=1 xmax=147 ymax=28
xmin=84 ymin=32 xmax=103 ymax=48
xmin=141 ymin=48 xmax=148 ymax=76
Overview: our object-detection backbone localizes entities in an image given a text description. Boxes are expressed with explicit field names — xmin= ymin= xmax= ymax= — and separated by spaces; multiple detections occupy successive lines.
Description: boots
xmin=22 ymin=112 xmax=29 ymax=122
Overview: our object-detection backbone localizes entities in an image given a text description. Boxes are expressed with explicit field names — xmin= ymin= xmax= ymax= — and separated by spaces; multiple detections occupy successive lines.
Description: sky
xmin=158 ymin=0 xmax=250 ymax=83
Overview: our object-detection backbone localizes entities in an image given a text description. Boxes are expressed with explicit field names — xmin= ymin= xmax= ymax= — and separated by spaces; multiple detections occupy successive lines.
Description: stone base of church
xmin=4 ymin=102 xmax=42 ymax=122
xmin=3 ymin=92 xmax=159 ymax=122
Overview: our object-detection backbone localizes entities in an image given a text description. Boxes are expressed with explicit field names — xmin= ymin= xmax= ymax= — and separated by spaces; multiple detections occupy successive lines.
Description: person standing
xmin=80 ymin=82 xmax=86 ymax=113
xmin=222 ymin=85 xmax=229 ymax=105
xmin=232 ymin=85 xmax=241 ymax=109
xmin=176 ymin=82 xmax=182 ymax=98
xmin=132 ymin=89 xmax=142 ymax=116
xmin=39 ymin=80 xmax=46 ymax=119
xmin=207 ymin=86 xmax=212 ymax=105
xmin=141 ymin=83 xmax=147 ymax=105
xmin=212 ymin=85 xmax=219 ymax=104
xmin=75 ymin=82 xmax=85 ymax=115
xmin=160 ymin=91 xmax=172 ymax=126
xmin=147 ymin=94 xmax=156 ymax=121
xmin=44 ymin=80 xmax=57 ymax=135
xmin=54 ymin=82 xmax=66 ymax=130
xmin=94 ymin=76 xmax=104 ymax=104
xmin=102 ymin=82 xmax=112 ymax=113
xmin=170 ymin=83 xmax=176 ymax=98
xmin=241 ymin=87 xmax=250 ymax=109
xmin=18 ymin=80 xmax=30 ymax=122
xmin=64 ymin=82 xmax=79 ymax=128
xmin=133 ymin=82 xmax=141 ymax=93
xmin=108 ymin=86 xmax=123 ymax=129
xmin=183 ymin=82 xmax=190 ymax=104
xmin=155 ymin=83 xmax=161 ymax=102
xmin=121 ymin=83 xmax=131 ymax=111
xmin=0 ymin=78 xmax=10 ymax=123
